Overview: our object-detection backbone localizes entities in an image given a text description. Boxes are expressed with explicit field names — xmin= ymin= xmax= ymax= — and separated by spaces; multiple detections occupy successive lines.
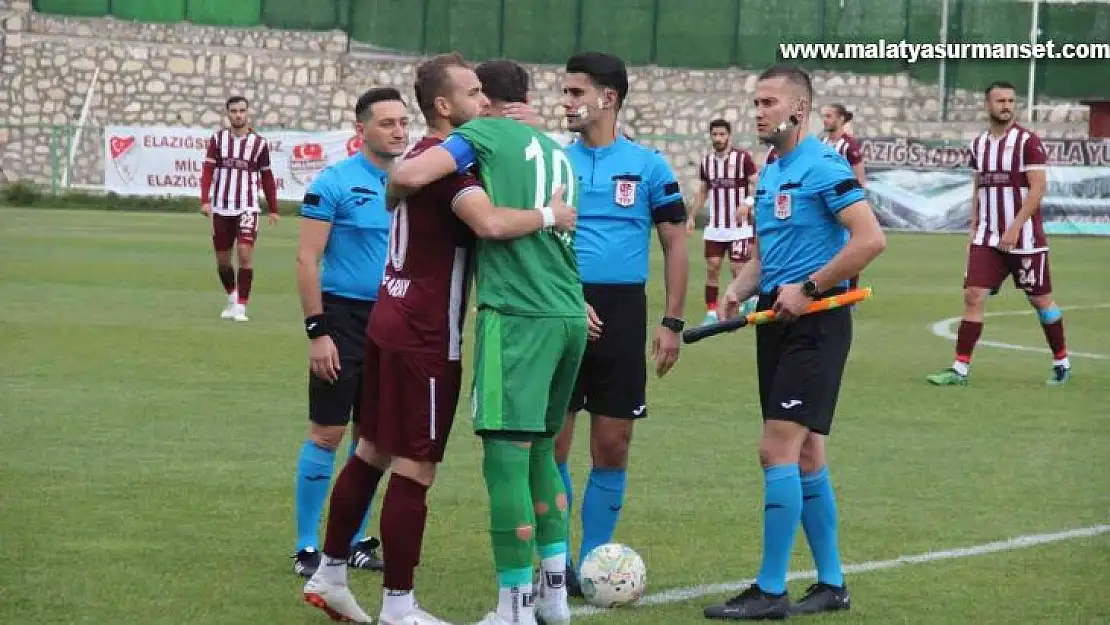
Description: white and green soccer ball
xmin=578 ymin=543 xmax=646 ymax=608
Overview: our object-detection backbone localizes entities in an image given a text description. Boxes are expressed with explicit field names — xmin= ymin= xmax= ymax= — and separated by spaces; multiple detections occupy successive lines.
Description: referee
xmin=557 ymin=51 xmax=689 ymax=591
xmin=704 ymin=65 xmax=885 ymax=621
xmin=291 ymin=87 xmax=409 ymax=578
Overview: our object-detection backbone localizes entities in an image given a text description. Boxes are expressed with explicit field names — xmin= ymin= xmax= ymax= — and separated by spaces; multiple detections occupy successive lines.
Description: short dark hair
xmin=757 ymin=64 xmax=813 ymax=101
xmin=475 ymin=59 xmax=530 ymax=105
xmin=985 ymin=80 xmax=1016 ymax=97
xmin=414 ymin=52 xmax=469 ymax=118
xmin=825 ymin=103 xmax=853 ymax=123
xmin=565 ymin=52 xmax=629 ymax=108
xmin=709 ymin=119 xmax=731 ymax=133
xmin=226 ymin=96 xmax=248 ymax=109
xmin=355 ymin=87 xmax=405 ymax=122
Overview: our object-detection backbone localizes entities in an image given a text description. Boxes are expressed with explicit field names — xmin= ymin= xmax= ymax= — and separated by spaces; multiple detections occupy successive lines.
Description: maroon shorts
xmin=704 ymin=239 xmax=751 ymax=263
xmin=359 ymin=338 xmax=462 ymax=463
xmin=212 ymin=212 xmax=260 ymax=251
xmin=964 ymin=244 xmax=1052 ymax=296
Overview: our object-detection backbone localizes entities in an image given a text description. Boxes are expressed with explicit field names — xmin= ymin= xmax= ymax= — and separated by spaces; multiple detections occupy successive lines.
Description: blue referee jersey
xmin=753 ymin=135 xmax=865 ymax=294
xmin=565 ymin=137 xmax=686 ymax=285
xmin=299 ymin=152 xmax=391 ymax=302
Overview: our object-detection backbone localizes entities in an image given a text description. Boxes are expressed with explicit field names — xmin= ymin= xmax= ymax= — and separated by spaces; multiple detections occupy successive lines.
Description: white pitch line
xmin=929 ymin=303 xmax=1110 ymax=360
xmin=570 ymin=523 xmax=1110 ymax=617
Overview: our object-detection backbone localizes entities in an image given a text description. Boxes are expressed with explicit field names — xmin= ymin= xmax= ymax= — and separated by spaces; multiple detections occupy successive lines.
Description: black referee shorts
xmin=568 ymin=283 xmax=648 ymax=420
xmin=756 ymin=288 xmax=852 ymax=436
xmin=308 ymin=292 xmax=374 ymax=427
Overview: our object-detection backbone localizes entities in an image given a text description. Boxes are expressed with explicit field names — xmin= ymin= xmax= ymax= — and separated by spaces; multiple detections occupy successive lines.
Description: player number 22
xmin=524 ymin=137 xmax=575 ymax=214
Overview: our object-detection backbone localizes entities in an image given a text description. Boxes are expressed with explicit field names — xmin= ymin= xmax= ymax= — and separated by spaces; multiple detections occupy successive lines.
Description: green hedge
xmin=1 ymin=180 xmax=302 ymax=215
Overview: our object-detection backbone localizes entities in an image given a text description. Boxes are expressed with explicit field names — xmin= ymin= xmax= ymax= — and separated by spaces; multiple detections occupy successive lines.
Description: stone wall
xmin=0 ymin=4 xmax=1091 ymax=197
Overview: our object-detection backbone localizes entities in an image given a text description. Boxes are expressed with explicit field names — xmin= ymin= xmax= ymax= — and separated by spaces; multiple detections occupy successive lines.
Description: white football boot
xmin=232 ymin=302 xmax=249 ymax=322
xmin=473 ymin=613 xmax=536 ymax=625
xmin=220 ymin=291 xmax=237 ymax=319
xmin=303 ymin=577 xmax=373 ymax=623
xmin=378 ymin=606 xmax=454 ymax=625
xmin=534 ymin=569 xmax=571 ymax=625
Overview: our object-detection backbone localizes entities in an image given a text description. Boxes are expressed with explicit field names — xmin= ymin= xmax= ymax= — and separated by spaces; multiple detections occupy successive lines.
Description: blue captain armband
xmin=441 ymin=135 xmax=478 ymax=174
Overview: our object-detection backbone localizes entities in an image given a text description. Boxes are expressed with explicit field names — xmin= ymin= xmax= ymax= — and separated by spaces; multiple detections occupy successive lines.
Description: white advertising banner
xmin=103 ymin=126 xmax=367 ymax=201
xmin=104 ymin=125 xmax=576 ymax=202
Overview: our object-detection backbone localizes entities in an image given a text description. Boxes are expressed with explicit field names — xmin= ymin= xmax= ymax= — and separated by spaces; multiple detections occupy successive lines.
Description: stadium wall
xmin=0 ymin=2 xmax=1091 ymax=199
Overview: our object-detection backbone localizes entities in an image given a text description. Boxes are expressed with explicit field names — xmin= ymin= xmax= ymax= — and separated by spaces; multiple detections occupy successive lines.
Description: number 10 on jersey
xmin=525 ymin=137 xmax=575 ymax=246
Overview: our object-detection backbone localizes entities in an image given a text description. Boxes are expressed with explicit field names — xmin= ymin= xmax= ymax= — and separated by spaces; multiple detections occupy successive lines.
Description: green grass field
xmin=1 ymin=207 xmax=1108 ymax=625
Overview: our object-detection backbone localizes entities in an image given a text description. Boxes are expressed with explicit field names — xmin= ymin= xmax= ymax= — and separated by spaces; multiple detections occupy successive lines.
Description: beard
xmin=989 ymin=111 xmax=1013 ymax=125
xmin=449 ymin=110 xmax=476 ymax=128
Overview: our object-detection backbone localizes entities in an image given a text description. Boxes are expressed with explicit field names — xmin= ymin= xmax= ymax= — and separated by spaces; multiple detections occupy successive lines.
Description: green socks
xmin=530 ymin=436 xmax=568 ymax=549
xmin=482 ymin=437 xmax=535 ymax=577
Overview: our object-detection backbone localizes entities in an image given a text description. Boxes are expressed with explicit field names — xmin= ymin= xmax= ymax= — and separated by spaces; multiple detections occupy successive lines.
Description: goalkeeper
xmin=388 ymin=59 xmax=589 ymax=625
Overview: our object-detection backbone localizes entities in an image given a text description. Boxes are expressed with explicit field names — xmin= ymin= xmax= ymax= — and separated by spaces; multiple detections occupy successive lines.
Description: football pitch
xmin=1 ymin=207 xmax=1108 ymax=625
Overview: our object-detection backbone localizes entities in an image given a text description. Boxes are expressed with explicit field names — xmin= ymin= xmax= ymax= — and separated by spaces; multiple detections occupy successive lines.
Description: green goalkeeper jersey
xmin=450 ymin=117 xmax=585 ymax=318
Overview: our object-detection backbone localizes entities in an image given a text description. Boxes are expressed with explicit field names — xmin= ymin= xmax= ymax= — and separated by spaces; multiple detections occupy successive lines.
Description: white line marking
xmin=571 ymin=523 xmax=1110 ymax=616
xmin=928 ymin=303 xmax=1110 ymax=360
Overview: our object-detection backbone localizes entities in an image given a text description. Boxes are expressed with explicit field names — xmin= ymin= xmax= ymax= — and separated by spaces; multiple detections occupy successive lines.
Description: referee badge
xmin=774 ymin=192 xmax=792 ymax=219
xmin=614 ymin=179 xmax=638 ymax=207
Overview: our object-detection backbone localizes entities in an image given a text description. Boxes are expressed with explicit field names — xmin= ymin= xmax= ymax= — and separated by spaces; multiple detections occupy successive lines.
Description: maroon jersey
xmin=764 ymin=147 xmax=777 ymax=166
xmin=968 ymin=123 xmax=1048 ymax=252
xmin=201 ymin=128 xmax=277 ymax=215
xmin=822 ymin=133 xmax=863 ymax=166
xmin=699 ymin=147 xmax=756 ymax=235
xmin=369 ymin=136 xmax=479 ymax=360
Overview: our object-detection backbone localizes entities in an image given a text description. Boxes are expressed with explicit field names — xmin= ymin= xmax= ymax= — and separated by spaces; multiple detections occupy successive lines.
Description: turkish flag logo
xmin=109 ymin=136 xmax=139 ymax=184
xmin=346 ymin=135 xmax=362 ymax=156
xmin=293 ymin=143 xmax=324 ymax=160
xmin=109 ymin=136 xmax=135 ymax=159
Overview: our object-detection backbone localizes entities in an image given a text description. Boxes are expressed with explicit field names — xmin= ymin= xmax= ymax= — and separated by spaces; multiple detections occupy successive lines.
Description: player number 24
xmin=524 ymin=137 xmax=575 ymax=246
xmin=1018 ymin=267 xmax=1038 ymax=286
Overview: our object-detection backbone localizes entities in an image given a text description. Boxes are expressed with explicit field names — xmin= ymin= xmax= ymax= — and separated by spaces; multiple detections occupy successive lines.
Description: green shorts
xmin=471 ymin=308 xmax=588 ymax=437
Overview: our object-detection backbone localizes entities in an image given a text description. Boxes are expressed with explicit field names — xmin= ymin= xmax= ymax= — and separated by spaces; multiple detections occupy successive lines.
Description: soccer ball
xmin=578 ymin=543 xmax=646 ymax=608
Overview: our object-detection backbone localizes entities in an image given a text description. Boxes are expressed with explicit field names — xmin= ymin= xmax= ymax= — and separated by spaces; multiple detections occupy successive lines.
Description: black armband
xmin=651 ymin=199 xmax=687 ymax=224
xmin=833 ymin=179 xmax=862 ymax=195
xmin=305 ymin=314 xmax=329 ymax=339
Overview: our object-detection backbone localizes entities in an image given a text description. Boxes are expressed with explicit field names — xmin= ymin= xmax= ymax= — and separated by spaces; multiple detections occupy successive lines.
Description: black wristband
xmin=661 ymin=316 xmax=685 ymax=332
xmin=305 ymin=314 xmax=328 ymax=339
